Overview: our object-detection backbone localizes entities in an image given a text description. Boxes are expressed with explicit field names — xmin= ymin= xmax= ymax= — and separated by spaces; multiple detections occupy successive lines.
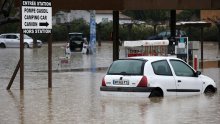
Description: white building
xmin=53 ymin=10 xmax=144 ymax=25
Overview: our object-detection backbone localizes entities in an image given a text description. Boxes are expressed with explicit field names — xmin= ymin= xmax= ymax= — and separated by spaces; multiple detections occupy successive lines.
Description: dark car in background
xmin=69 ymin=32 xmax=84 ymax=41
xmin=69 ymin=32 xmax=85 ymax=52
xmin=147 ymin=30 xmax=187 ymax=40
xmin=65 ymin=32 xmax=88 ymax=54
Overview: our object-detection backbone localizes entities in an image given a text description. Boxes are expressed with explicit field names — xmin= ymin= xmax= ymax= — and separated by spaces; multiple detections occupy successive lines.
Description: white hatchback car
xmin=100 ymin=56 xmax=217 ymax=97
xmin=0 ymin=33 xmax=42 ymax=48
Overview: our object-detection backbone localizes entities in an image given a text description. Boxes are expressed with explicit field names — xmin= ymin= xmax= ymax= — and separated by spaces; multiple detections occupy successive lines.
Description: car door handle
xmin=178 ymin=80 xmax=181 ymax=83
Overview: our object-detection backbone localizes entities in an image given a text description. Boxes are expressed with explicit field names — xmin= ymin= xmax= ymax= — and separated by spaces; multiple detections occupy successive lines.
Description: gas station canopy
xmin=16 ymin=0 xmax=220 ymax=13
xmin=176 ymin=21 xmax=212 ymax=28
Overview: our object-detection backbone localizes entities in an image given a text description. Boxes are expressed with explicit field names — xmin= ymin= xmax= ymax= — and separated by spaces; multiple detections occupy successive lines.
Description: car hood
xmin=24 ymin=39 xmax=33 ymax=43
xmin=37 ymin=40 xmax=42 ymax=43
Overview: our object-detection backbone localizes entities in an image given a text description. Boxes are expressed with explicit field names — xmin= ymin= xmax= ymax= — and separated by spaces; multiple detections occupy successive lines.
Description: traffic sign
xmin=22 ymin=0 xmax=52 ymax=33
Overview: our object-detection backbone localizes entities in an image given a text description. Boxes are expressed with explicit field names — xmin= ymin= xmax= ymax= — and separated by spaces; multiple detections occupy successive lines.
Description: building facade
xmin=52 ymin=10 xmax=143 ymax=25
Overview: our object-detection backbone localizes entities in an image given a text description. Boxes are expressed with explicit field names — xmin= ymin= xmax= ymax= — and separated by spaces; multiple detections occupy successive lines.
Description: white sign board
xmin=22 ymin=0 xmax=52 ymax=33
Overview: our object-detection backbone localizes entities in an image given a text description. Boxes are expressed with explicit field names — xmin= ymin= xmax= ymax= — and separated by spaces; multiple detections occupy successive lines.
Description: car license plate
xmin=76 ymin=48 xmax=81 ymax=51
xmin=113 ymin=80 xmax=129 ymax=85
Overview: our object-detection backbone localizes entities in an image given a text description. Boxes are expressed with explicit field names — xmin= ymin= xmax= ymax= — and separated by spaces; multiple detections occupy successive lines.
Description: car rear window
xmin=69 ymin=33 xmax=83 ymax=40
xmin=107 ymin=59 xmax=146 ymax=75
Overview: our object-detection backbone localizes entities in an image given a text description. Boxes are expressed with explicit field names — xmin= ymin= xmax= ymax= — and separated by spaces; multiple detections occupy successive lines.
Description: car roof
xmin=69 ymin=32 xmax=83 ymax=34
xmin=127 ymin=56 xmax=181 ymax=62
xmin=0 ymin=33 xmax=19 ymax=35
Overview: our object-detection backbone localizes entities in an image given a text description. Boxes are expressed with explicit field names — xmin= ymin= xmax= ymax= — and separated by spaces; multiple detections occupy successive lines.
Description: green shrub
xmin=203 ymin=26 xmax=218 ymax=41
xmin=52 ymin=25 xmax=68 ymax=41
xmin=69 ymin=19 xmax=90 ymax=39
xmin=0 ymin=23 xmax=19 ymax=34
xmin=184 ymin=26 xmax=218 ymax=41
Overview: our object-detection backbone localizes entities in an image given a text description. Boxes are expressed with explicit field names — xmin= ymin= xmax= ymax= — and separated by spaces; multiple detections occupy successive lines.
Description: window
xmin=152 ymin=60 xmax=172 ymax=76
xmin=56 ymin=17 xmax=61 ymax=24
xmin=24 ymin=34 xmax=32 ymax=39
xmin=107 ymin=59 xmax=145 ymax=75
xmin=0 ymin=35 xmax=5 ymax=38
xmin=6 ymin=35 xmax=17 ymax=39
xmin=170 ymin=60 xmax=194 ymax=77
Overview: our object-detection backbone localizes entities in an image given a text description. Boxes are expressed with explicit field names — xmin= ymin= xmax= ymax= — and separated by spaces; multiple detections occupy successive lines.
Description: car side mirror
xmin=195 ymin=71 xmax=201 ymax=77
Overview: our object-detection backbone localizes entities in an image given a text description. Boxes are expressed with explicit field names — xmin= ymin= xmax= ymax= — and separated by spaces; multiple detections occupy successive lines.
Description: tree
xmin=0 ymin=0 xmax=19 ymax=26
xmin=207 ymin=17 xmax=220 ymax=49
xmin=123 ymin=10 xmax=169 ymax=35
xmin=177 ymin=10 xmax=200 ymax=21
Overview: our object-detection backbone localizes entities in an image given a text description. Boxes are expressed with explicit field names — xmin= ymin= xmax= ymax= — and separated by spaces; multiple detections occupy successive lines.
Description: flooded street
xmin=0 ymin=42 xmax=220 ymax=124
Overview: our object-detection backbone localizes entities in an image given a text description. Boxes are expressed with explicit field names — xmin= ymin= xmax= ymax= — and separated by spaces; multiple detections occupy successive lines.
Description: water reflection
xmin=47 ymin=89 xmax=53 ymax=124
xmin=6 ymin=89 xmax=55 ymax=124
xmin=8 ymin=91 xmax=24 ymax=124
xmin=99 ymin=94 xmax=220 ymax=124
xmin=100 ymin=97 xmax=149 ymax=124
xmin=4 ymin=89 xmax=220 ymax=124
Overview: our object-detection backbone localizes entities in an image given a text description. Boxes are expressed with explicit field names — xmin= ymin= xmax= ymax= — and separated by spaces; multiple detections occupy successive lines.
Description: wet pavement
xmin=0 ymin=41 xmax=220 ymax=124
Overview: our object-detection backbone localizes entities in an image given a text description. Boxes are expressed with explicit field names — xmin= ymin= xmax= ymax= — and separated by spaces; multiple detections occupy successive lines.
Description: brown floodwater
xmin=0 ymin=42 xmax=219 ymax=124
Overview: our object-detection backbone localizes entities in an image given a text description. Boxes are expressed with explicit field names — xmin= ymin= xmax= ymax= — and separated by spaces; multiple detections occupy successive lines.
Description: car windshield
xmin=23 ymin=34 xmax=32 ymax=39
xmin=107 ymin=59 xmax=145 ymax=75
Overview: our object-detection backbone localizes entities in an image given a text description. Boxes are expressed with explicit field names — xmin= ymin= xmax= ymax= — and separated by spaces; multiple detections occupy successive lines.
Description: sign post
xmin=20 ymin=0 xmax=24 ymax=90
xmin=21 ymin=0 xmax=52 ymax=88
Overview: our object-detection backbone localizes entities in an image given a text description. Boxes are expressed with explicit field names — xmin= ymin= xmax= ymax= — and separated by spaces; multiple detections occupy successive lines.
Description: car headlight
xmin=37 ymin=40 xmax=42 ymax=43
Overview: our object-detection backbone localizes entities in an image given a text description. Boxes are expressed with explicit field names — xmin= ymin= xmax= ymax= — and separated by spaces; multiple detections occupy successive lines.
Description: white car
xmin=0 ymin=33 xmax=42 ymax=48
xmin=100 ymin=56 xmax=217 ymax=97
xmin=65 ymin=42 xmax=88 ymax=54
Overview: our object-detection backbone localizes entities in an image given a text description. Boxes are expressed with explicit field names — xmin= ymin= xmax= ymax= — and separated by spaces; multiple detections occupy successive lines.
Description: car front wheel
xmin=24 ymin=43 xmax=29 ymax=48
xmin=204 ymin=85 xmax=216 ymax=95
xmin=0 ymin=43 xmax=6 ymax=48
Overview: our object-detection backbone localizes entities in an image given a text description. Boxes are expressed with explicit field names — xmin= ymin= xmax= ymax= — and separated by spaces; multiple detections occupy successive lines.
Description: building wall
xmin=96 ymin=13 xmax=112 ymax=23
xmin=69 ymin=10 xmax=90 ymax=23
xmin=201 ymin=10 xmax=220 ymax=20
xmin=52 ymin=10 xmax=136 ymax=25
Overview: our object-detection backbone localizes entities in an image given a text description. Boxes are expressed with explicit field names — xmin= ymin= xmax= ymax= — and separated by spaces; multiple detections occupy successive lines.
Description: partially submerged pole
xmin=7 ymin=60 xmax=20 ymax=90
xmin=48 ymin=34 xmax=52 ymax=88
xmin=168 ymin=10 xmax=176 ymax=55
xmin=200 ymin=27 xmax=204 ymax=69
xmin=113 ymin=11 xmax=119 ymax=61
xmin=20 ymin=0 xmax=24 ymax=90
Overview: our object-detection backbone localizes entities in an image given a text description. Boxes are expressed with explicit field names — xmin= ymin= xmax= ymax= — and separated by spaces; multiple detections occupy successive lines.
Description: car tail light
xmin=102 ymin=76 xmax=106 ymax=86
xmin=137 ymin=76 xmax=148 ymax=87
